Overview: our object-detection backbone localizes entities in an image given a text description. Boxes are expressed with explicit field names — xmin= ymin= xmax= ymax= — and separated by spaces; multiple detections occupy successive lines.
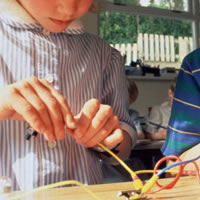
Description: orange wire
xmin=183 ymin=161 xmax=200 ymax=183
xmin=149 ymin=155 xmax=200 ymax=194
xmin=151 ymin=155 xmax=183 ymax=193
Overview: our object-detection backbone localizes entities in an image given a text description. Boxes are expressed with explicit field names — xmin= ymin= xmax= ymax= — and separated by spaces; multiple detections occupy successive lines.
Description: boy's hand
xmin=73 ymin=99 xmax=124 ymax=147
xmin=0 ymin=77 xmax=75 ymax=141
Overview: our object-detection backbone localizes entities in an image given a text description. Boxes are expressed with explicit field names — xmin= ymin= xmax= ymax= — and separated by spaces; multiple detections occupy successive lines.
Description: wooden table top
xmin=4 ymin=176 xmax=200 ymax=200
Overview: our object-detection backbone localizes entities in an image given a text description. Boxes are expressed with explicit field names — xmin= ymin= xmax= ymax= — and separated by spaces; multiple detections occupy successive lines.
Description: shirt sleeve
xmin=102 ymin=47 xmax=137 ymax=148
xmin=145 ymin=106 xmax=162 ymax=134
xmin=161 ymin=49 xmax=200 ymax=156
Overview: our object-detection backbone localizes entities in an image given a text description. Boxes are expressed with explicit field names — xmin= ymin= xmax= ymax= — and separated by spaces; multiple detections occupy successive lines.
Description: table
xmin=134 ymin=139 xmax=165 ymax=150
xmin=5 ymin=176 xmax=200 ymax=200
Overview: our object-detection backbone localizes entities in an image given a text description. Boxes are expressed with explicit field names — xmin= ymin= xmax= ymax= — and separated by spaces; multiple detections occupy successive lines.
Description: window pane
xmin=106 ymin=0 xmax=189 ymax=12
xmin=99 ymin=11 xmax=193 ymax=68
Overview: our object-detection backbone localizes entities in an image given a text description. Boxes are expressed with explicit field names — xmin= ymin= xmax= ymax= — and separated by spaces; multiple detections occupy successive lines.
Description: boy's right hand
xmin=0 ymin=77 xmax=75 ymax=141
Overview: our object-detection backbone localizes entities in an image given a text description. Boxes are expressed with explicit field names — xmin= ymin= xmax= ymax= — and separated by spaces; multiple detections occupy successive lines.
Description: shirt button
xmin=45 ymin=74 xmax=54 ymax=83
xmin=42 ymin=29 xmax=50 ymax=36
xmin=48 ymin=140 xmax=56 ymax=148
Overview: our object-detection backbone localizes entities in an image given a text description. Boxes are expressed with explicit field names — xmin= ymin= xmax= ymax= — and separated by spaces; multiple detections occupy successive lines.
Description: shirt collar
xmin=0 ymin=0 xmax=85 ymax=35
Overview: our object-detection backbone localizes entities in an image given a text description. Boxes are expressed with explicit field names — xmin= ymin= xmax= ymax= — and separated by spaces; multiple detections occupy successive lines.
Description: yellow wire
xmin=8 ymin=180 xmax=102 ymax=200
xmin=135 ymin=169 xmax=179 ymax=175
xmin=98 ymin=143 xmax=143 ymax=190
xmin=8 ymin=143 xmax=145 ymax=200
xmin=98 ymin=143 xmax=134 ymax=175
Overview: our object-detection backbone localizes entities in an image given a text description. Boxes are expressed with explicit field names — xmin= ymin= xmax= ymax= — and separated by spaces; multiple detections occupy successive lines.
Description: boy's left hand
xmin=73 ymin=99 xmax=124 ymax=148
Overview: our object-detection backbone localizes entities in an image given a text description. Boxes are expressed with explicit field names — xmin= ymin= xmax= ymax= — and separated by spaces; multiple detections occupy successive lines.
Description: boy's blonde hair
xmin=127 ymin=80 xmax=139 ymax=103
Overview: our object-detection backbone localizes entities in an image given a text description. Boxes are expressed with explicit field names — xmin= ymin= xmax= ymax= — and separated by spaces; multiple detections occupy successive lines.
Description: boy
xmin=0 ymin=0 xmax=136 ymax=191
xmin=161 ymin=48 xmax=200 ymax=169
xmin=127 ymin=80 xmax=145 ymax=139
xmin=145 ymin=79 xmax=176 ymax=140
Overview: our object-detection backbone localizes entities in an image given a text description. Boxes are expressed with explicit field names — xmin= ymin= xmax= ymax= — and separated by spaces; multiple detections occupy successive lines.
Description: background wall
xmin=81 ymin=12 xmax=98 ymax=34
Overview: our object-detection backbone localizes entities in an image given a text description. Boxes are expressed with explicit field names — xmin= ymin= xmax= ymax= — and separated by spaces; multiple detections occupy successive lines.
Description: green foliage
xmin=99 ymin=12 xmax=138 ymax=43
xmin=106 ymin=0 xmax=140 ymax=4
xmin=99 ymin=0 xmax=192 ymax=44
xmin=138 ymin=16 xmax=192 ymax=37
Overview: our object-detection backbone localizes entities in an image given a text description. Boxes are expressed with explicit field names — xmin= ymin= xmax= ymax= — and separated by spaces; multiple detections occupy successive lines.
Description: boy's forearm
xmin=146 ymin=129 xmax=166 ymax=140
xmin=179 ymin=143 xmax=200 ymax=170
xmin=99 ymin=131 xmax=132 ymax=165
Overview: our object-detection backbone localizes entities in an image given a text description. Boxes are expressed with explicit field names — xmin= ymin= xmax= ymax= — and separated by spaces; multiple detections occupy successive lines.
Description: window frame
xmin=99 ymin=0 xmax=200 ymax=49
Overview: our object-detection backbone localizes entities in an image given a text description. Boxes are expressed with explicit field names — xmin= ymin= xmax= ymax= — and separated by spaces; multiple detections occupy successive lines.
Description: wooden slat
xmin=138 ymin=33 xmax=143 ymax=60
xmin=133 ymin=43 xmax=138 ymax=62
xmin=183 ymin=37 xmax=189 ymax=58
xmin=126 ymin=43 xmax=132 ymax=65
xmin=121 ymin=43 xmax=126 ymax=57
xmin=189 ymin=37 xmax=193 ymax=52
xmin=160 ymin=34 xmax=165 ymax=62
xmin=155 ymin=34 xmax=160 ymax=61
xmin=144 ymin=33 xmax=149 ymax=61
xmin=165 ymin=35 xmax=170 ymax=62
xmin=178 ymin=36 xmax=184 ymax=62
xmin=111 ymin=34 xmax=193 ymax=66
xmin=150 ymin=34 xmax=154 ymax=61
xmin=170 ymin=36 xmax=175 ymax=62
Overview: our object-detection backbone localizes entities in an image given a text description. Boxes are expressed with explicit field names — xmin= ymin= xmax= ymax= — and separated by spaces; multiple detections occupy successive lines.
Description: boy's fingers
xmin=41 ymin=80 xmax=76 ymax=129
xmin=80 ymin=115 xmax=119 ymax=147
xmin=74 ymin=99 xmax=100 ymax=139
xmin=16 ymin=80 xmax=55 ymax=140
xmin=103 ymin=128 xmax=124 ymax=147
xmin=77 ymin=105 xmax=114 ymax=144
xmin=10 ymin=92 xmax=47 ymax=135
xmin=31 ymin=78 xmax=66 ymax=140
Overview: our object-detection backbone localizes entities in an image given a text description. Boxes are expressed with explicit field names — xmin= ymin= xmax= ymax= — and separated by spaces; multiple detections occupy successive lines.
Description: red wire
xmin=151 ymin=155 xmax=183 ymax=193
xmin=183 ymin=161 xmax=200 ymax=183
xmin=149 ymin=155 xmax=200 ymax=194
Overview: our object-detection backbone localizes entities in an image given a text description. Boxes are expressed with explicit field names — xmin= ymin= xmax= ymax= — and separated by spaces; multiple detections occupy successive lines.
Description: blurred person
xmin=145 ymin=79 xmax=176 ymax=140
xmin=128 ymin=80 xmax=145 ymax=139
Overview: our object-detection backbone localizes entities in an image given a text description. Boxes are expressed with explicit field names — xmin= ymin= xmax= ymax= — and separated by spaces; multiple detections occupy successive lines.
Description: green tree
xmin=99 ymin=0 xmax=191 ymax=44
xmin=161 ymin=0 xmax=185 ymax=10
xmin=99 ymin=12 xmax=138 ymax=43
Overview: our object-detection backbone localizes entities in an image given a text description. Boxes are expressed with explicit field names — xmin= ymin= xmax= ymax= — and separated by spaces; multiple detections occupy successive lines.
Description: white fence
xmin=111 ymin=33 xmax=193 ymax=68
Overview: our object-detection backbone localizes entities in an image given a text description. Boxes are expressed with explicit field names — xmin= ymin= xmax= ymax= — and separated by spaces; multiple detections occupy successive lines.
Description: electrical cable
xmin=7 ymin=143 xmax=144 ymax=200
xmin=98 ymin=143 xmax=144 ymax=190
xmin=156 ymin=155 xmax=200 ymax=177
xmin=135 ymin=169 xmax=199 ymax=176
xmin=7 ymin=180 xmax=102 ymax=200
xmin=141 ymin=154 xmax=200 ymax=195
xmin=7 ymin=139 xmax=200 ymax=200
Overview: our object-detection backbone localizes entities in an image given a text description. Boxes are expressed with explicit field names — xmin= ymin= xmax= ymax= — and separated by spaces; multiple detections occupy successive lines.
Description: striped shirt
xmin=161 ymin=48 xmax=200 ymax=156
xmin=0 ymin=8 xmax=136 ymax=191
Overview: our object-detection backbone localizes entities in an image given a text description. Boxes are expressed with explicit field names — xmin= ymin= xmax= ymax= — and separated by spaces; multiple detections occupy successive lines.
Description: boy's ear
xmin=168 ymin=88 xmax=173 ymax=99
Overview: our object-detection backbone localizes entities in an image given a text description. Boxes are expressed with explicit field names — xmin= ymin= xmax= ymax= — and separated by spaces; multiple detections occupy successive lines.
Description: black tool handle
xmin=25 ymin=128 xmax=38 ymax=140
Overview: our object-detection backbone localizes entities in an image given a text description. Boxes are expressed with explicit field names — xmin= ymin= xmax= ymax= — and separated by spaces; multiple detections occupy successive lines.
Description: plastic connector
xmin=141 ymin=175 xmax=159 ymax=194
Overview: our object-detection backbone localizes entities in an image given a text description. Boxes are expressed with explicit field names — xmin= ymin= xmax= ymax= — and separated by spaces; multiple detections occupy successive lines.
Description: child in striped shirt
xmin=161 ymin=48 xmax=200 ymax=170
xmin=0 ymin=0 xmax=136 ymax=191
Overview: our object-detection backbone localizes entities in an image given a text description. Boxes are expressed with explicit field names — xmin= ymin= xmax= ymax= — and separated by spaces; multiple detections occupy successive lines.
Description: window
xmin=99 ymin=0 xmax=200 ymax=68
xmin=106 ymin=0 xmax=189 ymax=11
